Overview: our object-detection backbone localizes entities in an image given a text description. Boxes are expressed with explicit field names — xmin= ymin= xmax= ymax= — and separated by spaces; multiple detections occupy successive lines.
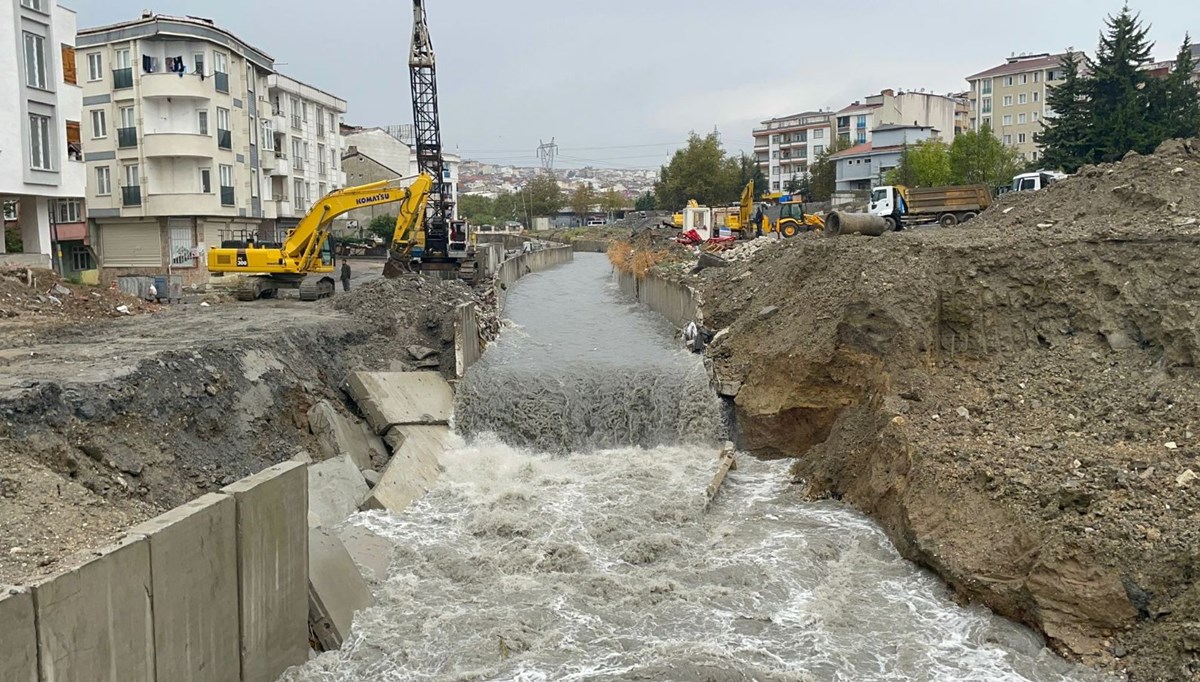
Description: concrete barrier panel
xmin=0 ymin=587 xmax=36 ymax=682
xmin=309 ymin=454 xmax=370 ymax=527
xmin=32 ymin=536 xmax=154 ymax=682
xmin=455 ymin=302 xmax=483 ymax=377
xmin=346 ymin=371 xmax=453 ymax=434
xmin=130 ymin=492 xmax=239 ymax=682
xmin=361 ymin=425 xmax=448 ymax=513
xmin=308 ymin=401 xmax=377 ymax=470
xmin=222 ymin=462 xmax=309 ymax=682
xmin=309 ymin=527 xmax=373 ymax=650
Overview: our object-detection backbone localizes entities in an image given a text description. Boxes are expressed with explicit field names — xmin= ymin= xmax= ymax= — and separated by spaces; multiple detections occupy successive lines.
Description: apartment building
xmin=751 ymin=112 xmax=833 ymax=193
xmin=76 ymin=12 xmax=274 ymax=285
xmin=834 ymin=89 xmax=960 ymax=147
xmin=341 ymin=126 xmax=461 ymax=225
xmin=1 ymin=0 xmax=86 ymax=270
xmin=966 ymin=53 xmax=1070 ymax=162
xmin=264 ymin=74 xmax=347 ymax=237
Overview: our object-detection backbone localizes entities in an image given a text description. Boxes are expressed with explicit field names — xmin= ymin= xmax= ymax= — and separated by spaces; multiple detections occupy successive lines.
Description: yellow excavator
xmin=775 ymin=198 xmax=825 ymax=237
xmin=207 ymin=176 xmax=432 ymax=300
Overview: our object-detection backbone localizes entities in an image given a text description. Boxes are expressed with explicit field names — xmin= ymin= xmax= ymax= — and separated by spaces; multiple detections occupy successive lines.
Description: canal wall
xmin=615 ymin=270 xmax=700 ymax=330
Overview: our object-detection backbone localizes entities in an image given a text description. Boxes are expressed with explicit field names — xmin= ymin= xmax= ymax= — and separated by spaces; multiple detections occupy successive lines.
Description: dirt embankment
xmin=0 ymin=275 xmax=476 ymax=584
xmin=700 ymin=139 xmax=1200 ymax=681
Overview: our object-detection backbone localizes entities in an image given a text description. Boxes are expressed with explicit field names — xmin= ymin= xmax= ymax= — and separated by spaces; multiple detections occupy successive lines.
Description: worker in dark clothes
xmin=340 ymin=261 xmax=351 ymax=292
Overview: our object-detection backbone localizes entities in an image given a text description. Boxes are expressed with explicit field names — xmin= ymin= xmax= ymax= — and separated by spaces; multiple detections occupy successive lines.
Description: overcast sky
xmin=74 ymin=1 xmax=1200 ymax=169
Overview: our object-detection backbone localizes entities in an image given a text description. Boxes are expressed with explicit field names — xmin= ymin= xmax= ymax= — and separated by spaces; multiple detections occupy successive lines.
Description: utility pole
xmin=537 ymin=138 xmax=558 ymax=174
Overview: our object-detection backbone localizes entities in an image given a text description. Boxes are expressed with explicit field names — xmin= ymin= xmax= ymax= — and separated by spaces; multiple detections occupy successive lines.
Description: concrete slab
xmin=0 ymin=587 xmax=37 ymax=682
xmin=308 ymin=400 xmax=375 ymax=470
xmin=346 ymin=371 xmax=454 ymax=435
xmin=309 ymin=526 xmax=373 ymax=650
xmin=130 ymin=492 xmax=239 ymax=682
xmin=361 ymin=425 xmax=448 ymax=513
xmin=221 ymin=462 xmax=309 ymax=682
xmin=309 ymin=454 xmax=369 ymax=527
xmin=32 ymin=536 xmax=154 ymax=682
xmin=338 ymin=525 xmax=394 ymax=582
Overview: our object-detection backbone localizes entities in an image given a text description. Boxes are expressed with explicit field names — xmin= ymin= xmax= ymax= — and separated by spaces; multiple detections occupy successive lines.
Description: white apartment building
xmin=76 ymin=12 xmax=275 ymax=285
xmin=265 ymin=74 xmax=347 ymax=236
xmin=966 ymin=53 xmax=1069 ymax=162
xmin=341 ymin=126 xmax=460 ymax=224
xmin=1 ymin=0 xmax=86 ymax=269
xmin=751 ymin=111 xmax=833 ymax=193
xmin=835 ymin=89 xmax=960 ymax=148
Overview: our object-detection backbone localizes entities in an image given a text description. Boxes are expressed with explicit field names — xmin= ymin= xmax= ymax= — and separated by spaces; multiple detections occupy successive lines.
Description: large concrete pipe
xmin=825 ymin=211 xmax=889 ymax=237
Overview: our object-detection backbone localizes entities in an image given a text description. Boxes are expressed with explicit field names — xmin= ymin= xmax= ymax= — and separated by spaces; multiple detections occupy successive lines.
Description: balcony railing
xmin=220 ymin=186 xmax=235 ymax=206
xmin=215 ymin=71 xmax=229 ymax=94
xmin=121 ymin=185 xmax=141 ymax=206
xmin=113 ymin=68 xmax=133 ymax=90
xmin=217 ymin=129 xmax=232 ymax=150
xmin=117 ymin=126 xmax=137 ymax=148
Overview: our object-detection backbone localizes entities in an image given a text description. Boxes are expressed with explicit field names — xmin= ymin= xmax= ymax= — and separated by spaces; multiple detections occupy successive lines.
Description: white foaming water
xmin=284 ymin=440 xmax=1111 ymax=682
xmin=283 ymin=256 xmax=1113 ymax=681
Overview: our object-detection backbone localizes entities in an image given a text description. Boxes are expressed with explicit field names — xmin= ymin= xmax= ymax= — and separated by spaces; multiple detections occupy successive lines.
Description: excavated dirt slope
xmin=699 ymin=139 xmax=1200 ymax=682
xmin=0 ymin=275 xmax=476 ymax=584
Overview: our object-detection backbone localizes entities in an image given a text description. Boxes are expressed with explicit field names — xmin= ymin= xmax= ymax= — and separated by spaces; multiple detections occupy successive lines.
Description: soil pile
xmin=0 ymin=267 xmax=157 ymax=328
xmin=699 ymin=139 xmax=1200 ymax=681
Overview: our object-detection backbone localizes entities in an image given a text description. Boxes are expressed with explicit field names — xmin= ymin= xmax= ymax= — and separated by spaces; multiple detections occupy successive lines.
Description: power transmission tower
xmin=537 ymin=138 xmax=558 ymax=174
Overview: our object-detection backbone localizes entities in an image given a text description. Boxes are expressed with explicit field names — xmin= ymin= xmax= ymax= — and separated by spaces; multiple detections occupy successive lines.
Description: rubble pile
xmin=0 ymin=267 xmax=158 ymax=324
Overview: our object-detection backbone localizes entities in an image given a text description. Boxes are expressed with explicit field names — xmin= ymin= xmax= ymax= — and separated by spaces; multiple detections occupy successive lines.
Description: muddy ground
xmin=0 ymin=260 xmax=477 ymax=584
xmin=688 ymin=139 xmax=1200 ymax=682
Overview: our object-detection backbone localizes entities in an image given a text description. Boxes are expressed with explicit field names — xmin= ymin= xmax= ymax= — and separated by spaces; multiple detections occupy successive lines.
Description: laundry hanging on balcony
xmin=169 ymin=56 xmax=186 ymax=77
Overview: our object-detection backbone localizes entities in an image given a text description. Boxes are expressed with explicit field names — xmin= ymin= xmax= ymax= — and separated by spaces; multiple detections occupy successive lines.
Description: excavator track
xmin=234 ymin=276 xmax=277 ymax=301
xmin=298 ymin=276 xmax=336 ymax=301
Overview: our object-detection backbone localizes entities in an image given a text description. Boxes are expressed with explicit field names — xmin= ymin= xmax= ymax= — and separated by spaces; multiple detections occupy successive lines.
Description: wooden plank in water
xmin=703 ymin=441 xmax=738 ymax=511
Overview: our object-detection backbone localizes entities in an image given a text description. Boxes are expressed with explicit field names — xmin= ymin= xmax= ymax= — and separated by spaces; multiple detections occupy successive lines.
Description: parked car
xmin=586 ymin=217 xmax=607 ymax=227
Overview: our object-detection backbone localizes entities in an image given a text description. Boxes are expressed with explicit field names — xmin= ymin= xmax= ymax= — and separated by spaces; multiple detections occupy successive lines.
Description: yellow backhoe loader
xmin=208 ymin=176 xmax=432 ymax=301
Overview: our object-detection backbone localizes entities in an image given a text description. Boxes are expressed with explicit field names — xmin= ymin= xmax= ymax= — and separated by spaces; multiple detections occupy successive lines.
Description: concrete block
xmin=338 ymin=525 xmax=394 ymax=581
xmin=346 ymin=371 xmax=453 ymax=435
xmin=221 ymin=462 xmax=309 ymax=682
xmin=361 ymin=425 xmax=448 ymax=513
xmin=309 ymin=527 xmax=373 ymax=650
xmin=130 ymin=492 xmax=239 ymax=682
xmin=309 ymin=454 xmax=369 ymax=527
xmin=32 ymin=536 xmax=154 ymax=682
xmin=307 ymin=401 xmax=376 ymax=470
xmin=0 ymin=587 xmax=37 ymax=682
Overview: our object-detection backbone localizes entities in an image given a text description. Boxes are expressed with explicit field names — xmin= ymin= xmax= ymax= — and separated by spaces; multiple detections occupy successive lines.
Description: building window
xmin=981 ymin=79 xmax=992 ymax=95
xmin=90 ymin=110 xmax=107 ymax=139
xmin=193 ymin=51 xmax=205 ymax=75
xmin=1003 ymin=95 xmax=1012 ymax=106
xmin=293 ymin=178 xmax=305 ymax=208
xmin=1020 ymin=73 xmax=1028 ymax=85
xmin=318 ymin=144 xmax=326 ymax=174
xmin=814 ymin=129 xmax=824 ymax=139
xmin=169 ymin=221 xmax=196 ymax=266
xmin=29 ymin=114 xmax=51 ymax=170
xmin=302 ymin=103 xmax=308 ymax=123
xmin=23 ymin=32 xmax=47 ymax=89
xmin=1018 ymin=113 xmax=1027 ymax=124
xmin=56 ymin=199 xmax=82 ymax=223
xmin=122 ymin=164 xmax=141 ymax=206
xmin=217 ymin=108 xmax=231 ymax=149
xmin=1002 ymin=114 xmax=1012 ymax=125
xmin=87 ymin=52 xmax=103 ymax=81
xmin=856 ymin=115 xmax=867 ymax=128
xmin=292 ymin=137 xmax=304 ymax=169
xmin=96 ymin=166 xmax=111 ymax=195
xmin=771 ymin=151 xmax=779 ymax=160
xmin=261 ymin=119 xmax=274 ymax=150
xmin=316 ymin=107 xmax=325 ymax=136
xmin=213 ymin=52 xmax=229 ymax=93
xmin=981 ymin=98 xmax=992 ymax=114
xmin=21 ymin=0 xmax=45 ymax=10
xmin=1003 ymin=134 xmax=1013 ymax=145
xmin=771 ymin=167 xmax=780 ymax=176
xmin=200 ymin=168 xmax=212 ymax=193
xmin=1032 ymin=111 xmax=1039 ymax=121
xmin=198 ymin=109 xmax=209 ymax=135
xmin=219 ymin=164 xmax=234 ymax=206
xmin=251 ymin=169 xmax=260 ymax=198
xmin=1033 ymin=91 xmax=1040 ymax=103
xmin=1034 ymin=71 xmax=1041 ymax=83
xmin=856 ymin=132 xmax=867 ymax=144
xmin=290 ymin=97 xmax=301 ymax=129
xmin=318 ymin=182 xmax=326 ymax=199
xmin=1005 ymin=76 xmax=1014 ymax=87
xmin=814 ymin=144 xmax=824 ymax=155
xmin=70 ymin=247 xmax=93 ymax=271
xmin=328 ymin=112 xmax=335 ymax=133
xmin=771 ymin=181 xmax=780 ymax=191
xmin=1031 ymin=150 xmax=1039 ymax=161
xmin=1018 ymin=133 xmax=1027 ymax=144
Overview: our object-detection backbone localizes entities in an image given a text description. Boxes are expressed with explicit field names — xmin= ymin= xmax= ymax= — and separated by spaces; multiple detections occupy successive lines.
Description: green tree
xmin=634 ymin=191 xmax=656 ymax=211
xmin=949 ymin=123 xmax=1021 ymax=190
xmin=653 ymin=131 xmax=742 ymax=209
xmin=457 ymin=194 xmax=497 ymax=225
xmin=1086 ymin=6 xmax=1159 ymax=163
xmin=568 ymin=184 xmax=596 ymax=225
xmin=885 ymin=139 xmax=953 ymax=187
xmin=808 ymin=138 xmax=854 ymax=202
xmin=368 ymin=214 xmax=396 ymax=241
xmin=1038 ymin=50 xmax=1091 ymax=172
xmin=526 ymin=173 xmax=564 ymax=218
xmin=600 ymin=188 xmax=625 ymax=219
xmin=1158 ymin=34 xmax=1200 ymax=140
xmin=784 ymin=175 xmax=802 ymax=194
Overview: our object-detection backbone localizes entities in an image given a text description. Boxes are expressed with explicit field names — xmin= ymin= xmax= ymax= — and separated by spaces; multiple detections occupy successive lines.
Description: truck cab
xmin=1011 ymin=170 xmax=1066 ymax=192
xmin=869 ymin=186 xmax=903 ymax=219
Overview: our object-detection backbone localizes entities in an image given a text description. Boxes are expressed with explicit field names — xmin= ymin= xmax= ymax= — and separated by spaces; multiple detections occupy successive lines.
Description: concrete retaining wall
xmin=2 ymin=461 xmax=309 ymax=682
xmin=616 ymin=269 xmax=700 ymax=329
xmin=494 ymin=245 xmax=573 ymax=308
xmin=455 ymin=302 xmax=482 ymax=377
xmin=572 ymin=238 xmax=611 ymax=253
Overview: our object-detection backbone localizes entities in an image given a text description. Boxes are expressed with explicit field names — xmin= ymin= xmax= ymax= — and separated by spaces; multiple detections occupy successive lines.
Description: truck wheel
xmin=939 ymin=213 xmax=959 ymax=228
xmin=884 ymin=216 xmax=899 ymax=231
xmin=781 ymin=222 xmax=799 ymax=238
xmin=962 ymin=212 xmax=978 ymax=223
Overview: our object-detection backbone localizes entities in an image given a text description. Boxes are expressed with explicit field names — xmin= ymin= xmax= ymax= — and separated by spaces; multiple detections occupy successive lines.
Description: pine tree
xmin=1159 ymin=35 xmax=1200 ymax=140
xmin=1038 ymin=51 xmax=1091 ymax=172
xmin=1087 ymin=5 xmax=1158 ymax=162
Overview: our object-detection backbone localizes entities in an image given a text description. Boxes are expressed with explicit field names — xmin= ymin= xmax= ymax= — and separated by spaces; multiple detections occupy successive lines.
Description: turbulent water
xmin=285 ymin=254 xmax=1112 ymax=682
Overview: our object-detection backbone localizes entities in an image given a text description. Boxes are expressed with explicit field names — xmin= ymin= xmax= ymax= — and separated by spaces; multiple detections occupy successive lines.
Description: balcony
xmin=217 ymin=129 xmax=232 ymax=150
xmin=261 ymin=151 xmax=281 ymax=172
xmin=220 ymin=186 xmax=235 ymax=206
xmin=272 ymin=196 xmax=293 ymax=217
xmin=117 ymin=126 xmax=137 ymax=149
xmin=122 ymin=186 xmax=142 ymax=207
xmin=215 ymin=71 xmax=229 ymax=94
xmin=113 ymin=68 xmax=133 ymax=90
xmin=143 ymin=132 xmax=212 ymax=158
xmin=140 ymin=72 xmax=211 ymax=100
xmin=146 ymin=192 xmax=222 ymax=215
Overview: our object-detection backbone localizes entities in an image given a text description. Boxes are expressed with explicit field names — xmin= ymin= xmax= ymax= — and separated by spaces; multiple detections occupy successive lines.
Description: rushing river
xmin=285 ymin=254 xmax=1111 ymax=682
